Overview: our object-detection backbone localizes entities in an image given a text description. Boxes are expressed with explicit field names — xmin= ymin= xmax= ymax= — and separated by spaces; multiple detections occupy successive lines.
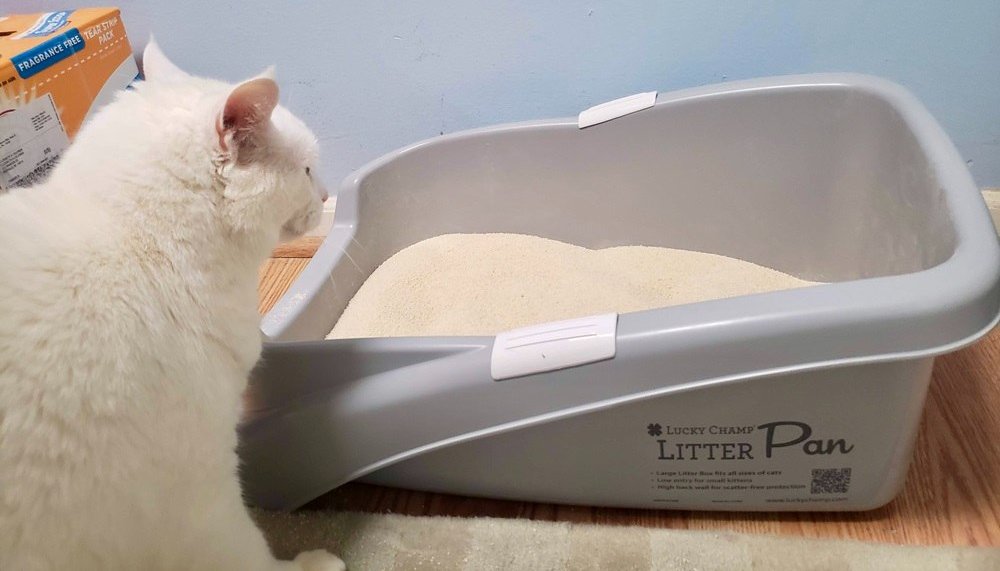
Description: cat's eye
xmin=305 ymin=167 xmax=311 ymax=177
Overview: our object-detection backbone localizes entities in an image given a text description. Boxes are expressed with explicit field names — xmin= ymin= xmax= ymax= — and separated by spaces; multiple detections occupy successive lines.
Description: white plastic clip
xmin=490 ymin=313 xmax=618 ymax=381
xmin=578 ymin=92 xmax=657 ymax=128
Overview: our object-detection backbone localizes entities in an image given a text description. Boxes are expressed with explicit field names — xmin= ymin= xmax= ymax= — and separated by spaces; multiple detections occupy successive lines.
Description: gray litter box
xmin=240 ymin=74 xmax=1000 ymax=512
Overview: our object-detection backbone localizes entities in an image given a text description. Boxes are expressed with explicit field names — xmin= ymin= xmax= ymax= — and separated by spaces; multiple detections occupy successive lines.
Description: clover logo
xmin=647 ymin=423 xmax=662 ymax=437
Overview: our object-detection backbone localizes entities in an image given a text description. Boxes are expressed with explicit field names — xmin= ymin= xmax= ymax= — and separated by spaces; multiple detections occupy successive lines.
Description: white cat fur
xmin=0 ymin=39 xmax=344 ymax=570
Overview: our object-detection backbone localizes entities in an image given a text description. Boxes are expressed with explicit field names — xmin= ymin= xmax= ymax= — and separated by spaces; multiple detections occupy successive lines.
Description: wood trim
xmin=984 ymin=188 xmax=1000 ymax=232
xmin=258 ymin=258 xmax=312 ymax=314
xmin=270 ymin=236 xmax=323 ymax=258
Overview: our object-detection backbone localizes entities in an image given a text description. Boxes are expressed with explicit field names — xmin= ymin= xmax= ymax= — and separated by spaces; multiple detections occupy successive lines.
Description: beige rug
xmin=254 ymin=510 xmax=1000 ymax=571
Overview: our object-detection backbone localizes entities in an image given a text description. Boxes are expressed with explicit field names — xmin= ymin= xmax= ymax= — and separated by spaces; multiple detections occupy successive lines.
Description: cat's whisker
xmin=326 ymin=274 xmax=342 ymax=302
xmin=339 ymin=246 xmax=364 ymax=274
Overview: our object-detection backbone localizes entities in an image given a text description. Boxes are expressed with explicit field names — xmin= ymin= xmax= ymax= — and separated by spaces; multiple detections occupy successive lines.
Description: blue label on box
xmin=17 ymin=11 xmax=73 ymax=38
xmin=12 ymin=28 xmax=86 ymax=79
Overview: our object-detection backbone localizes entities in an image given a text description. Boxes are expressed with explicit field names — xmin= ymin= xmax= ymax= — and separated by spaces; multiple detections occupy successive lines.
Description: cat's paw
xmin=293 ymin=549 xmax=346 ymax=571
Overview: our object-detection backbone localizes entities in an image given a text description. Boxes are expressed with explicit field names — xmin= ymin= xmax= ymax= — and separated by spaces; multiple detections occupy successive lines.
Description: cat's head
xmin=139 ymin=38 xmax=326 ymax=242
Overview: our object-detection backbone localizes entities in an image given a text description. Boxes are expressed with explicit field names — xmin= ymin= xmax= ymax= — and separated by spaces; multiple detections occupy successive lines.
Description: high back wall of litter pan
xmin=242 ymin=74 xmax=1000 ymax=511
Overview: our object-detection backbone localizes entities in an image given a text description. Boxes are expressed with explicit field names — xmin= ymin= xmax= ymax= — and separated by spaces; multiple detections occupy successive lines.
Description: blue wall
xmin=12 ymin=1 xmax=1000 ymax=187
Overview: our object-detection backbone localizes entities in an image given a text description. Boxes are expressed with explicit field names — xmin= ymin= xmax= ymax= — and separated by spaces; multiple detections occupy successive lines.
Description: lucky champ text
xmin=656 ymin=421 xmax=855 ymax=461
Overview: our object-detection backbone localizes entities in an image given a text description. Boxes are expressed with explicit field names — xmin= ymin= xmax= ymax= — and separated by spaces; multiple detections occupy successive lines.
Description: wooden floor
xmin=258 ymin=252 xmax=1000 ymax=547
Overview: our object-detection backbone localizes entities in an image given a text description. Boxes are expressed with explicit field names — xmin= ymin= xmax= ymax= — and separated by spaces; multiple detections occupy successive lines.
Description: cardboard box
xmin=0 ymin=8 xmax=138 ymax=190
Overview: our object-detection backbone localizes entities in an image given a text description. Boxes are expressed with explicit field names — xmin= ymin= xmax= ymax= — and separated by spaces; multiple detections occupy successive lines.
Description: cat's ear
xmin=142 ymin=36 xmax=188 ymax=82
xmin=215 ymin=77 xmax=279 ymax=161
xmin=256 ymin=65 xmax=276 ymax=81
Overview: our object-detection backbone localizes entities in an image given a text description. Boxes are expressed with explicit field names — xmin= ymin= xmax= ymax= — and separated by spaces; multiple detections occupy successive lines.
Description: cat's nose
xmin=319 ymin=186 xmax=329 ymax=202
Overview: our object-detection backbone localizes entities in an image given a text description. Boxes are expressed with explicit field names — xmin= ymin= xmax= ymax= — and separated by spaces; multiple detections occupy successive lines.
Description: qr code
xmin=811 ymin=468 xmax=852 ymax=494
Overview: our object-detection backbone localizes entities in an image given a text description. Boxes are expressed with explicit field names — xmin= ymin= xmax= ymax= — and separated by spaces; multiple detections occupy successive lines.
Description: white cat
xmin=0 ymin=40 xmax=345 ymax=570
